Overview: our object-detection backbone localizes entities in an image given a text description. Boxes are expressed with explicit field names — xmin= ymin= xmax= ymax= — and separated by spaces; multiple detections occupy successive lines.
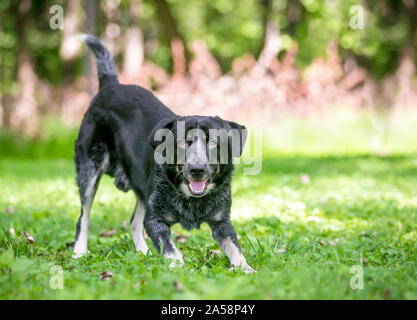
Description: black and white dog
xmin=73 ymin=35 xmax=255 ymax=273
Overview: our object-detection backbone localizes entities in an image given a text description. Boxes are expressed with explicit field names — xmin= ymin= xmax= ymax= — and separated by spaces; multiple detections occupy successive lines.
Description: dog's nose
xmin=189 ymin=164 xmax=206 ymax=177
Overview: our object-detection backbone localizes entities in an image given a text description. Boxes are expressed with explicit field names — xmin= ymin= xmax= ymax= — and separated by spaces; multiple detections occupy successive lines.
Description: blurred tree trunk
xmin=403 ymin=0 xmax=416 ymax=55
xmin=124 ymin=27 xmax=144 ymax=77
xmin=60 ymin=0 xmax=82 ymax=60
xmin=255 ymin=0 xmax=281 ymax=73
xmin=10 ymin=0 xmax=39 ymax=136
xmin=0 ymin=9 xmax=3 ymax=128
xmin=84 ymin=0 xmax=98 ymax=96
xmin=286 ymin=0 xmax=302 ymax=35
xmin=395 ymin=0 xmax=417 ymax=106
xmin=153 ymin=0 xmax=187 ymax=77
xmin=259 ymin=0 xmax=272 ymax=51
xmin=123 ymin=2 xmax=144 ymax=79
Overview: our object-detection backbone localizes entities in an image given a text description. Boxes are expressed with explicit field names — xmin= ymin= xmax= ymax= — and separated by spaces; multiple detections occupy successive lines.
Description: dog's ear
xmin=148 ymin=116 xmax=177 ymax=149
xmin=226 ymin=120 xmax=247 ymax=157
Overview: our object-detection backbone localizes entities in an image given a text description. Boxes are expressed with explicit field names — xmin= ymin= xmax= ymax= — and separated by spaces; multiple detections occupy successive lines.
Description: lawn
xmin=0 ymin=112 xmax=417 ymax=299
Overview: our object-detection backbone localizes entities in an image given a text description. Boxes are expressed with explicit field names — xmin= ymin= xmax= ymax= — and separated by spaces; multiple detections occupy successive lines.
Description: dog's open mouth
xmin=186 ymin=179 xmax=208 ymax=196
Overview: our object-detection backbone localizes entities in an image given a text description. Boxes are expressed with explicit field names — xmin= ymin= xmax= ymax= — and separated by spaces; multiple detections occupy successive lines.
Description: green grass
xmin=1 ymin=111 xmax=417 ymax=299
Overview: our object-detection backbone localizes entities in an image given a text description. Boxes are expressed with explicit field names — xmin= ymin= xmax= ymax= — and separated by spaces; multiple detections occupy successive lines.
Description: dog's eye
xmin=178 ymin=141 xmax=187 ymax=148
xmin=208 ymin=140 xmax=217 ymax=148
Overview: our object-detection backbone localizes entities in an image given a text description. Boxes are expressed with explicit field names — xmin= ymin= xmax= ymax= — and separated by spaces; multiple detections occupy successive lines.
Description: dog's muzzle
xmin=184 ymin=163 xmax=211 ymax=196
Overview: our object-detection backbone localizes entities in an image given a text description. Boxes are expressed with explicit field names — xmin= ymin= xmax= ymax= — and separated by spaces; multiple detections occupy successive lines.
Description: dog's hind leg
xmin=130 ymin=197 xmax=150 ymax=255
xmin=73 ymin=143 xmax=109 ymax=258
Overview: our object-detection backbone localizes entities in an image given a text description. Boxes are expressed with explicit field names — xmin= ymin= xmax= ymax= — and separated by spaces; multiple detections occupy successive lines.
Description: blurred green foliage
xmin=0 ymin=117 xmax=78 ymax=159
xmin=1 ymin=0 xmax=416 ymax=93
xmin=3 ymin=109 xmax=417 ymax=159
xmin=0 ymin=0 xmax=70 ymax=94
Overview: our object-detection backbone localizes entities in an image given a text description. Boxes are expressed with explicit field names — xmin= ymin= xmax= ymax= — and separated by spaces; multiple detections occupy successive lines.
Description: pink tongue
xmin=189 ymin=180 xmax=206 ymax=192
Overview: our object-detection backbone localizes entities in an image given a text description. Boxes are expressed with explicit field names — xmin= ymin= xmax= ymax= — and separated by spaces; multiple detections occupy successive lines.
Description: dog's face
xmin=149 ymin=116 xmax=246 ymax=197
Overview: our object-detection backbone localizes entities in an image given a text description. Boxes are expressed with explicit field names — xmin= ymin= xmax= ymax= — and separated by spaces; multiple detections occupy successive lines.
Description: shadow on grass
xmin=1 ymin=153 xmax=416 ymax=242
xmin=2 ymin=150 xmax=416 ymax=182
xmin=0 ymin=159 xmax=75 ymax=181
xmin=258 ymin=154 xmax=417 ymax=178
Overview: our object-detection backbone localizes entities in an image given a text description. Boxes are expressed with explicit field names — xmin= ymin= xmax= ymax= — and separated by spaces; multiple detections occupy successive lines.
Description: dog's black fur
xmin=73 ymin=35 xmax=254 ymax=272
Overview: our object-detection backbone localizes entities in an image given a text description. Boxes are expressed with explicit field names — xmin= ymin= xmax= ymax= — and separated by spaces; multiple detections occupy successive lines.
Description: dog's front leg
xmin=209 ymin=219 xmax=256 ymax=274
xmin=144 ymin=215 xmax=184 ymax=267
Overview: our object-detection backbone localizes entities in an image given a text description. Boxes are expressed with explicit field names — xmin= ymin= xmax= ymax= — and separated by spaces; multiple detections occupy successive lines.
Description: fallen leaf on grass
xmin=362 ymin=230 xmax=378 ymax=238
xmin=361 ymin=258 xmax=369 ymax=266
xmin=22 ymin=231 xmax=34 ymax=244
xmin=318 ymin=240 xmax=327 ymax=246
xmin=300 ymin=174 xmax=311 ymax=185
xmin=173 ymin=280 xmax=183 ymax=292
xmin=306 ymin=216 xmax=321 ymax=222
xmin=329 ymin=238 xmax=342 ymax=246
xmin=175 ymin=234 xmax=189 ymax=244
xmin=65 ymin=241 xmax=75 ymax=249
xmin=5 ymin=207 xmax=14 ymax=214
xmin=134 ymin=279 xmax=145 ymax=288
xmin=121 ymin=220 xmax=128 ymax=231
xmin=210 ymin=250 xmax=221 ymax=257
xmin=100 ymin=271 xmax=114 ymax=280
xmin=100 ymin=229 xmax=116 ymax=238
xmin=274 ymin=244 xmax=287 ymax=253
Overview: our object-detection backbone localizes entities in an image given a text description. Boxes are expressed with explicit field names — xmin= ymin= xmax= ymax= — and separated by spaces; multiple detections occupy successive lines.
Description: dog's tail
xmin=79 ymin=34 xmax=118 ymax=89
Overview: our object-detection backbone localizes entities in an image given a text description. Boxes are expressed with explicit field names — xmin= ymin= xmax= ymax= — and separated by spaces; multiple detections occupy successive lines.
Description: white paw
xmin=72 ymin=250 xmax=89 ymax=259
xmin=169 ymin=259 xmax=184 ymax=268
xmin=138 ymin=247 xmax=151 ymax=255
xmin=164 ymin=252 xmax=184 ymax=268
xmin=230 ymin=264 xmax=256 ymax=274
xmin=242 ymin=264 xmax=256 ymax=274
